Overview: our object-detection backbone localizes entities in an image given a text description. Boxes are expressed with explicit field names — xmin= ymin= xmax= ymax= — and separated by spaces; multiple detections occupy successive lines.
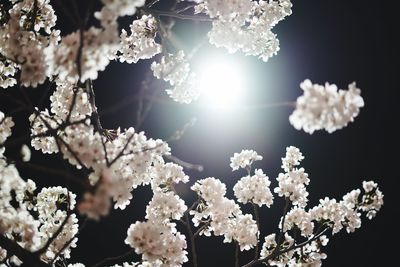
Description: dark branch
xmin=91 ymin=249 xmax=136 ymax=267
xmin=0 ymin=235 xmax=49 ymax=267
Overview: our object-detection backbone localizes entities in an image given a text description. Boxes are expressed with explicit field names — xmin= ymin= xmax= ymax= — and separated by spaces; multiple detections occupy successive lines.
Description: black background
xmin=1 ymin=0 xmax=398 ymax=266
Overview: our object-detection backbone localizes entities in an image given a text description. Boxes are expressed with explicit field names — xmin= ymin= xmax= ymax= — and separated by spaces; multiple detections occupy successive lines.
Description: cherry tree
xmin=0 ymin=1 xmax=384 ymax=267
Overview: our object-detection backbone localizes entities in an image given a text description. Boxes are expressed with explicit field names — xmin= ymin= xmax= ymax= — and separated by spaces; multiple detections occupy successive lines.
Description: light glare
xmin=197 ymin=60 xmax=244 ymax=108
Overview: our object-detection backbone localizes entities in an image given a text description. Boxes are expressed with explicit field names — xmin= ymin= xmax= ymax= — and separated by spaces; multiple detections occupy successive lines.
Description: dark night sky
xmin=2 ymin=0 xmax=398 ymax=266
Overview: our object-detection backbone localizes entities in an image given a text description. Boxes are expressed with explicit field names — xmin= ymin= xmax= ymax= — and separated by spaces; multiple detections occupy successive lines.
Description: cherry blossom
xmin=289 ymin=79 xmax=364 ymax=134
xmin=0 ymin=1 xmax=385 ymax=266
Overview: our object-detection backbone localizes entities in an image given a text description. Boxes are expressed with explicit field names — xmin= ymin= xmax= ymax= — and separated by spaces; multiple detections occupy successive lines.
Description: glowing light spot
xmin=197 ymin=59 xmax=244 ymax=108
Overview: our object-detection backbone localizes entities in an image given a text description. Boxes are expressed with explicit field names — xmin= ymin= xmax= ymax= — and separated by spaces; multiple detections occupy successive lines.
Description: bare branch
xmin=91 ymin=249 xmax=136 ymax=267
xmin=145 ymin=8 xmax=213 ymax=21
xmin=165 ymin=154 xmax=203 ymax=172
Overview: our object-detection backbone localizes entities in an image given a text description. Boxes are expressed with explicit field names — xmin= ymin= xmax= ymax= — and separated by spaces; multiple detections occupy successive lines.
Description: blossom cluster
xmin=233 ymin=168 xmax=274 ymax=207
xmin=0 ymin=59 xmax=18 ymax=88
xmin=290 ymin=79 xmax=365 ymax=134
xmin=198 ymin=0 xmax=292 ymax=61
xmin=0 ymin=123 xmax=79 ymax=264
xmin=230 ymin=149 xmax=263 ymax=171
xmin=119 ymin=15 xmax=161 ymax=64
xmin=125 ymin=221 xmax=188 ymax=266
xmin=124 ymin=158 xmax=189 ymax=266
xmin=225 ymin=147 xmax=383 ymax=266
xmin=190 ymin=177 xmax=259 ymax=251
xmin=0 ymin=111 xmax=14 ymax=144
xmin=28 ymin=81 xmax=171 ymax=218
xmin=0 ymin=0 xmax=59 ymax=87
xmin=151 ymin=51 xmax=201 ymax=104
xmin=275 ymin=146 xmax=310 ymax=207
xmin=0 ymin=0 xmax=148 ymax=87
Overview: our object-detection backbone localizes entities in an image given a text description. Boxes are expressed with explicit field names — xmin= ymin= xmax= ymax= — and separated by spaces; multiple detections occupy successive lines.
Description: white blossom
xmin=20 ymin=144 xmax=31 ymax=162
xmin=288 ymin=236 xmax=329 ymax=267
xmin=275 ymin=168 xmax=309 ymax=207
xmin=29 ymin=109 xmax=60 ymax=154
xmin=0 ymin=60 xmax=18 ymax=88
xmin=191 ymin=177 xmax=226 ymax=203
xmin=275 ymin=146 xmax=309 ymax=207
xmin=151 ymin=51 xmax=190 ymax=86
xmin=77 ymin=171 xmax=112 ymax=220
xmin=281 ymin=146 xmax=304 ymax=172
xmin=39 ymin=212 xmax=79 ymax=261
xmin=289 ymin=79 xmax=364 ymax=134
xmin=0 ymin=158 xmax=79 ymax=259
xmin=101 ymin=0 xmax=145 ymax=17
xmin=309 ymin=197 xmax=361 ymax=234
xmin=125 ymin=221 xmax=164 ymax=260
xmin=0 ymin=111 xmax=14 ymax=144
xmin=207 ymin=0 xmax=292 ymax=61
xmin=233 ymin=169 xmax=274 ymax=207
xmin=146 ymin=191 xmax=187 ymax=223
xmin=229 ymin=214 xmax=259 ymax=251
xmin=230 ymin=149 xmax=262 ymax=171
xmin=165 ymin=72 xmax=200 ymax=104
xmin=151 ymin=160 xmax=189 ymax=189
xmin=36 ymin=186 xmax=76 ymax=220
xmin=359 ymin=180 xmax=384 ymax=219
xmin=49 ymin=82 xmax=92 ymax=123
xmin=260 ymin=233 xmax=295 ymax=266
xmin=282 ymin=207 xmax=314 ymax=237
xmin=125 ymin=221 xmax=187 ymax=265
xmin=203 ymin=0 xmax=253 ymax=23
xmin=0 ymin=1 xmax=59 ymax=87
xmin=151 ymin=51 xmax=200 ymax=104
xmin=46 ymin=26 xmax=118 ymax=83
xmin=342 ymin=189 xmax=361 ymax=209
xmin=119 ymin=15 xmax=161 ymax=64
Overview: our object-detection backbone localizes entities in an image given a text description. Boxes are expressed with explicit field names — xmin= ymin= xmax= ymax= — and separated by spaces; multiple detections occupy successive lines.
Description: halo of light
xmin=196 ymin=58 xmax=245 ymax=108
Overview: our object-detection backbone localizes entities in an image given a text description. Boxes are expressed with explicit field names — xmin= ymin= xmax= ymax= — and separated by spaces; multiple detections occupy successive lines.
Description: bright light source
xmin=197 ymin=59 xmax=244 ymax=108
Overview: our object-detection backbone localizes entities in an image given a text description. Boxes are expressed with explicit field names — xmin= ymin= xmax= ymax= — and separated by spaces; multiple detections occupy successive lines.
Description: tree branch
xmin=91 ymin=249 xmax=136 ymax=267
xmin=0 ymin=235 xmax=49 ymax=267
xmin=184 ymin=210 xmax=198 ymax=267
xmin=165 ymin=154 xmax=203 ymax=172
xmin=235 ymin=242 xmax=240 ymax=267
xmin=144 ymin=8 xmax=213 ymax=21
xmin=252 ymin=203 xmax=260 ymax=260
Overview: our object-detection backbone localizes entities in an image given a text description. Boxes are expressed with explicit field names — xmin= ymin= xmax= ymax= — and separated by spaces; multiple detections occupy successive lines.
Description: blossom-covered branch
xmin=0 ymin=0 xmax=383 ymax=266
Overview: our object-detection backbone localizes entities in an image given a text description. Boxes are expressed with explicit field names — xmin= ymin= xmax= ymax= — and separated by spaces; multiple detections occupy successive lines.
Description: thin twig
xmin=252 ymin=203 xmax=260 ymax=260
xmin=235 ymin=242 xmax=240 ymax=267
xmin=29 ymin=0 xmax=38 ymax=32
xmin=65 ymin=87 xmax=78 ymax=123
xmin=87 ymin=80 xmax=104 ymax=133
xmin=50 ymin=219 xmax=88 ymax=265
xmin=145 ymin=8 xmax=213 ymax=21
xmin=165 ymin=154 xmax=203 ymax=172
xmin=91 ymin=249 xmax=136 ymax=267
xmin=146 ymin=0 xmax=161 ymax=8
xmin=193 ymin=221 xmax=210 ymax=237
xmin=276 ymin=198 xmax=291 ymax=248
xmin=184 ymin=211 xmax=198 ymax=267
xmin=242 ymin=227 xmax=330 ymax=267
xmin=35 ymin=209 xmax=72 ymax=255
